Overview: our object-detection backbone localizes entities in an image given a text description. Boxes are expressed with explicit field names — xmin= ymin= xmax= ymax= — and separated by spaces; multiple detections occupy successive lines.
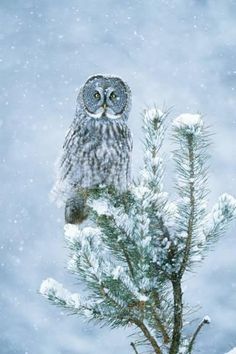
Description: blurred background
xmin=0 ymin=0 xmax=235 ymax=353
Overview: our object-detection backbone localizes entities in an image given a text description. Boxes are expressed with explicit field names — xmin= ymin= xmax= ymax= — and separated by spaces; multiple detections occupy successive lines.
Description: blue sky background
xmin=0 ymin=1 xmax=236 ymax=353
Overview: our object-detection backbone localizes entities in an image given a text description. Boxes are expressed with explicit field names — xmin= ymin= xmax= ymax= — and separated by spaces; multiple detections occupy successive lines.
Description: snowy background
xmin=0 ymin=0 xmax=236 ymax=353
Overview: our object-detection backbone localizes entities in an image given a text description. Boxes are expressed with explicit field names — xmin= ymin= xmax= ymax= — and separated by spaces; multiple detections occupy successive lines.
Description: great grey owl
xmin=51 ymin=74 xmax=133 ymax=224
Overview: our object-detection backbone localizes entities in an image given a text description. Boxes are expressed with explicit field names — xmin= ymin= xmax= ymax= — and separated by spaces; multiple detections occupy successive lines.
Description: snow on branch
xmin=203 ymin=193 xmax=236 ymax=245
xmin=173 ymin=113 xmax=203 ymax=135
xmin=40 ymin=278 xmax=81 ymax=309
xmin=64 ymin=223 xmax=102 ymax=244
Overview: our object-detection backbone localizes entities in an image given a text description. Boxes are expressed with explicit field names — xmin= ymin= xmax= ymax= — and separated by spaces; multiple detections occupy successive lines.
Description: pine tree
xmin=40 ymin=108 xmax=236 ymax=354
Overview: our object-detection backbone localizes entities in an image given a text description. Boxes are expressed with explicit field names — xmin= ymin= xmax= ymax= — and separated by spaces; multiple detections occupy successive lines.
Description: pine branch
xmin=169 ymin=277 xmax=183 ymax=354
xmin=179 ymin=134 xmax=195 ymax=277
xmin=187 ymin=316 xmax=211 ymax=353
xmin=130 ymin=342 xmax=140 ymax=354
xmin=172 ymin=114 xmax=209 ymax=274
xmin=90 ymin=198 xmax=139 ymax=280
xmin=119 ymin=241 xmax=135 ymax=278
xmin=41 ymin=108 xmax=236 ymax=354
xmin=133 ymin=318 xmax=163 ymax=354
xmin=203 ymin=193 xmax=236 ymax=248
xmin=151 ymin=291 xmax=170 ymax=344
xmin=153 ymin=310 xmax=170 ymax=344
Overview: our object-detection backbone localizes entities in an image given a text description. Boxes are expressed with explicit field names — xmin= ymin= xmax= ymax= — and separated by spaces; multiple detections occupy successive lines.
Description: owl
xmin=52 ymin=74 xmax=133 ymax=224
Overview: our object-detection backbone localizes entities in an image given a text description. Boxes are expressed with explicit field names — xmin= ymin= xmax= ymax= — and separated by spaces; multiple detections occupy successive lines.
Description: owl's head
xmin=78 ymin=75 xmax=131 ymax=120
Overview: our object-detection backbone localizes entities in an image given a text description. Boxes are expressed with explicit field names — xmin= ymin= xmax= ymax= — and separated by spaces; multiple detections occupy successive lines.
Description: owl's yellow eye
xmin=110 ymin=92 xmax=117 ymax=100
xmin=94 ymin=91 xmax=100 ymax=99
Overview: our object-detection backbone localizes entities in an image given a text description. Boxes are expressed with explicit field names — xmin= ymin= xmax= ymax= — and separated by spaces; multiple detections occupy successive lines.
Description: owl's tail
xmin=65 ymin=191 xmax=89 ymax=224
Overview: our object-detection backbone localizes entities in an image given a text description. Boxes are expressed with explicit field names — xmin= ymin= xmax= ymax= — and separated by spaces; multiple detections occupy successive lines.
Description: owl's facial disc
xmin=82 ymin=76 xmax=129 ymax=120
xmin=82 ymin=80 xmax=104 ymax=118
xmin=104 ymin=82 xmax=128 ymax=118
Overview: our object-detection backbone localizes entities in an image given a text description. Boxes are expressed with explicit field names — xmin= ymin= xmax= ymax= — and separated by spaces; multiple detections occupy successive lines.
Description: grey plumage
xmin=51 ymin=75 xmax=133 ymax=223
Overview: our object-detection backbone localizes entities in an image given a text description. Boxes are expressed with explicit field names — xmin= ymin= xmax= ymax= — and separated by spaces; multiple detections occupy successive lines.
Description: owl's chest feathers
xmin=82 ymin=121 xmax=129 ymax=162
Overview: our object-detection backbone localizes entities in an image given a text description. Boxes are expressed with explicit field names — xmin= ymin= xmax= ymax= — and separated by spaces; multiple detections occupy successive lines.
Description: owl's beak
xmin=102 ymin=103 xmax=107 ymax=110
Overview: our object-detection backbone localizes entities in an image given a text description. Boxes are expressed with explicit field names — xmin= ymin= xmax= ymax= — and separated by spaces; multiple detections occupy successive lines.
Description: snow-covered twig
xmin=187 ymin=316 xmax=211 ymax=353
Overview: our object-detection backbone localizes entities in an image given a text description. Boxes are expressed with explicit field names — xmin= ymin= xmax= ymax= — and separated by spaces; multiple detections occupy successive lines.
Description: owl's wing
xmin=60 ymin=124 xmax=82 ymax=180
xmin=125 ymin=125 xmax=133 ymax=152
xmin=51 ymin=119 xmax=87 ymax=205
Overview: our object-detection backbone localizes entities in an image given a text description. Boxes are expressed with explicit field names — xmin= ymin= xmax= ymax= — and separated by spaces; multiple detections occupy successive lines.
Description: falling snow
xmin=1 ymin=1 xmax=236 ymax=354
